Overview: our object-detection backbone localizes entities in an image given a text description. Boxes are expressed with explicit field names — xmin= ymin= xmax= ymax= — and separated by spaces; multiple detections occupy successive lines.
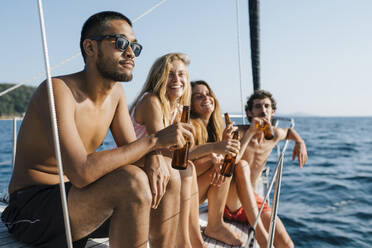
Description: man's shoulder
xmin=28 ymin=77 xmax=71 ymax=107
xmin=273 ymin=126 xmax=287 ymax=140
xmin=48 ymin=74 xmax=77 ymax=94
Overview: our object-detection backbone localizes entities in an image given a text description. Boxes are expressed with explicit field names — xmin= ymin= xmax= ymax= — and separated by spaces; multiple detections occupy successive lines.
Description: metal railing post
xmin=12 ymin=117 xmax=17 ymax=167
xmin=266 ymin=118 xmax=294 ymax=248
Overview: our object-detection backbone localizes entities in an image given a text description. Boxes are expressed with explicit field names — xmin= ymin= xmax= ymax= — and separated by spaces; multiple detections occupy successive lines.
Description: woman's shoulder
xmin=133 ymin=93 xmax=162 ymax=122
xmin=142 ymin=92 xmax=161 ymax=104
xmin=136 ymin=92 xmax=161 ymax=109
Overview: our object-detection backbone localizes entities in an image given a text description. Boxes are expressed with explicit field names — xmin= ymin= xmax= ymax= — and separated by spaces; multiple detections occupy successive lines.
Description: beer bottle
xmin=263 ymin=122 xmax=274 ymax=140
xmin=171 ymin=106 xmax=191 ymax=170
xmin=224 ymin=112 xmax=231 ymax=126
xmin=220 ymin=130 xmax=240 ymax=177
xmin=256 ymin=121 xmax=274 ymax=140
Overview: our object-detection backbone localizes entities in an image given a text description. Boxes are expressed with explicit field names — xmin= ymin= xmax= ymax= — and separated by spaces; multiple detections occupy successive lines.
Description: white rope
xmin=0 ymin=53 xmax=80 ymax=97
xmin=235 ymin=0 xmax=246 ymax=124
xmin=132 ymin=0 xmax=167 ymax=23
xmin=0 ymin=84 xmax=24 ymax=97
xmin=0 ymin=0 xmax=168 ymax=98
xmin=37 ymin=1 xmax=73 ymax=247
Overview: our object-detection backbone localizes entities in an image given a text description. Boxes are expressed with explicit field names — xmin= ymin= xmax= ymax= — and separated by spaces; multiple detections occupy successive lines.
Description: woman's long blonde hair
xmin=130 ymin=53 xmax=191 ymax=126
xmin=190 ymin=80 xmax=224 ymax=145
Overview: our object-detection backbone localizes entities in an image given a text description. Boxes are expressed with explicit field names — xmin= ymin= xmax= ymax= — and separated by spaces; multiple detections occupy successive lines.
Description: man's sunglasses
xmin=90 ymin=34 xmax=143 ymax=57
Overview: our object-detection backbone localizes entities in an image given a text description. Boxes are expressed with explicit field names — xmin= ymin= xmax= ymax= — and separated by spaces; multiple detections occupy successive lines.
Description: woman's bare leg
xmin=176 ymin=163 xmax=194 ymax=248
xmin=196 ymin=164 xmax=214 ymax=204
xmin=188 ymin=162 xmax=206 ymax=248
xmin=198 ymin=166 xmax=242 ymax=246
xmin=225 ymin=178 xmax=243 ymax=212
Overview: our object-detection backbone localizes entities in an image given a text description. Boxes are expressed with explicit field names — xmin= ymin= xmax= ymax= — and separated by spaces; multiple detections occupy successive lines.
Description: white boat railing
xmin=0 ymin=161 xmax=11 ymax=166
xmin=0 ymin=118 xmax=18 ymax=168
xmin=0 ymin=117 xmax=19 ymax=203
xmin=12 ymin=117 xmax=17 ymax=168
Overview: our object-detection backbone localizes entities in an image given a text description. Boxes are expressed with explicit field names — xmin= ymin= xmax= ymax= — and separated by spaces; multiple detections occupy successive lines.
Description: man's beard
xmin=96 ymin=50 xmax=133 ymax=82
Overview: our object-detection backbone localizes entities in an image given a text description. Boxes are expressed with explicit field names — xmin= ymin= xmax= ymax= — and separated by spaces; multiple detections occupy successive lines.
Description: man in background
xmin=225 ymin=90 xmax=308 ymax=248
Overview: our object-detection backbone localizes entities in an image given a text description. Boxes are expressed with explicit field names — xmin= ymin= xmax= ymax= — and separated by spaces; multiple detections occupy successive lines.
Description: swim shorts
xmin=223 ymin=205 xmax=248 ymax=223
xmin=223 ymin=192 xmax=271 ymax=223
xmin=1 ymin=183 xmax=109 ymax=248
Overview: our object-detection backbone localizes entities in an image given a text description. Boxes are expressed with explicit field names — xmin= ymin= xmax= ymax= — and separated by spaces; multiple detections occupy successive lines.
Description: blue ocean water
xmin=0 ymin=117 xmax=371 ymax=247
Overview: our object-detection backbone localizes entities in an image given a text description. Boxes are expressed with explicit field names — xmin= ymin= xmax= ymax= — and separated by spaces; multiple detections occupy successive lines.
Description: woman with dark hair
xmin=189 ymin=80 xmax=243 ymax=246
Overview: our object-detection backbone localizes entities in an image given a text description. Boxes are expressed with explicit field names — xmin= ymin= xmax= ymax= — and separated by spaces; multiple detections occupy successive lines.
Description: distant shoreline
xmin=0 ymin=115 xmax=23 ymax=120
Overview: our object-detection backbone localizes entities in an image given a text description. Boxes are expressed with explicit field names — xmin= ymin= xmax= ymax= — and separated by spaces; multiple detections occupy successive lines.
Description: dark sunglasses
xmin=90 ymin=34 xmax=143 ymax=57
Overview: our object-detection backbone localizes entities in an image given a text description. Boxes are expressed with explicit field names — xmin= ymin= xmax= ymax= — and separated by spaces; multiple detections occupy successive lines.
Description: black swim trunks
xmin=1 ymin=183 xmax=109 ymax=248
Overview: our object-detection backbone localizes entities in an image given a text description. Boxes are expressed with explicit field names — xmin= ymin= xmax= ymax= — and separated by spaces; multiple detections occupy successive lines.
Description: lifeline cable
xmin=0 ymin=0 xmax=168 ymax=98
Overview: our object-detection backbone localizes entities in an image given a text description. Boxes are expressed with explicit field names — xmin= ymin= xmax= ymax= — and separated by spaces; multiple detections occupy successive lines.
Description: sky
xmin=1 ymin=0 xmax=371 ymax=117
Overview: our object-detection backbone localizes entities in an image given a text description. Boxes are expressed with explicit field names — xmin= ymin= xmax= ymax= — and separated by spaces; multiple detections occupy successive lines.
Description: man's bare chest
xmin=244 ymin=141 xmax=275 ymax=167
xmin=74 ymin=102 xmax=116 ymax=152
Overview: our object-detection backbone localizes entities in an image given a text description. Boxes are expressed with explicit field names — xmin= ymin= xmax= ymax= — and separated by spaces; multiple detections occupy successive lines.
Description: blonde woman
xmin=130 ymin=53 xmax=205 ymax=248
xmin=189 ymin=80 xmax=243 ymax=246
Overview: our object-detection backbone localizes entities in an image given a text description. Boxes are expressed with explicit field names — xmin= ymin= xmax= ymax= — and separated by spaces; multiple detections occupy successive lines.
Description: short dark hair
xmin=245 ymin=90 xmax=277 ymax=121
xmin=80 ymin=11 xmax=132 ymax=62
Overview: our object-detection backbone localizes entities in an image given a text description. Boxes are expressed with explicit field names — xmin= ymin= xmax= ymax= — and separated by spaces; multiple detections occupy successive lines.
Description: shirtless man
xmin=225 ymin=90 xmax=308 ymax=248
xmin=1 ymin=11 xmax=194 ymax=248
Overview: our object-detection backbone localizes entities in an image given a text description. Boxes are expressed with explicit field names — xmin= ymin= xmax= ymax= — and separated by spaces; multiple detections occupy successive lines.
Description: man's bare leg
xmin=198 ymin=167 xmax=242 ymax=246
xmin=230 ymin=160 xmax=270 ymax=247
xmin=68 ymin=165 xmax=152 ymax=248
xmin=261 ymin=212 xmax=294 ymax=248
xmin=149 ymin=163 xmax=181 ymax=247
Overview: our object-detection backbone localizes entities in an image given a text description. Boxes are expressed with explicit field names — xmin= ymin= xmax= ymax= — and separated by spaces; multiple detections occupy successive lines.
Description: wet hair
xmin=80 ymin=11 xmax=132 ymax=62
xmin=245 ymin=90 xmax=277 ymax=122
xmin=190 ymin=80 xmax=224 ymax=145
xmin=130 ymin=53 xmax=191 ymax=126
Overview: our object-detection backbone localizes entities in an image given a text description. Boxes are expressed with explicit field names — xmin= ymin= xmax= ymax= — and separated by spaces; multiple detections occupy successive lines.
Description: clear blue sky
xmin=1 ymin=0 xmax=371 ymax=116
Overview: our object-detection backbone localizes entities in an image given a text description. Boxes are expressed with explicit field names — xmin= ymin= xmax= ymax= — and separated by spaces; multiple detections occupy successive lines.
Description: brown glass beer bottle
xmin=224 ymin=112 xmax=231 ymax=126
xmin=220 ymin=130 xmax=240 ymax=177
xmin=256 ymin=121 xmax=274 ymax=140
xmin=171 ymin=106 xmax=191 ymax=170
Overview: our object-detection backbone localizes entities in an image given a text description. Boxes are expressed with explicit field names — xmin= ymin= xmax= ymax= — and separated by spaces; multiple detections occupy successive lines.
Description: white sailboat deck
xmin=0 ymin=202 xmax=251 ymax=248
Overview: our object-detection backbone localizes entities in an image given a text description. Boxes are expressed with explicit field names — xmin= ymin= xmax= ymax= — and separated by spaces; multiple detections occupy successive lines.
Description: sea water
xmin=0 ymin=117 xmax=371 ymax=247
